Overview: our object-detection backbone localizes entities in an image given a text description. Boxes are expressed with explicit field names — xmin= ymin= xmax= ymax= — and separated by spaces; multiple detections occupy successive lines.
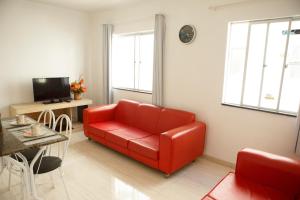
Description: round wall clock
xmin=179 ymin=25 xmax=196 ymax=44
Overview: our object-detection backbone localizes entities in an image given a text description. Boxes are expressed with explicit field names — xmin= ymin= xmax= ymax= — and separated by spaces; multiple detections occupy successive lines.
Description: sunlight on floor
xmin=0 ymin=131 xmax=232 ymax=200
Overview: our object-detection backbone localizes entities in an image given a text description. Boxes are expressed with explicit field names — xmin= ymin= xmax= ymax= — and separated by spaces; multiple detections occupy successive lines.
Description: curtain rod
xmin=101 ymin=15 xmax=154 ymax=26
xmin=230 ymin=15 xmax=300 ymax=24
xmin=208 ymin=0 xmax=257 ymax=11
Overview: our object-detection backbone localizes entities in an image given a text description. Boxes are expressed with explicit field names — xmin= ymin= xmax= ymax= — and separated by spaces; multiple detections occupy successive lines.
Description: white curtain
xmin=103 ymin=24 xmax=113 ymax=104
xmin=152 ymin=14 xmax=165 ymax=106
xmin=295 ymin=103 xmax=300 ymax=154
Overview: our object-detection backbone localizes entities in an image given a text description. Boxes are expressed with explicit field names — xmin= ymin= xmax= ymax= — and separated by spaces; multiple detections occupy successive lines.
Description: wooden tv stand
xmin=10 ymin=99 xmax=93 ymax=122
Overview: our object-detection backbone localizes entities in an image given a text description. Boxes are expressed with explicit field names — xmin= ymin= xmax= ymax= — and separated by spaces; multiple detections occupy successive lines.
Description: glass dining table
xmin=0 ymin=116 xmax=68 ymax=200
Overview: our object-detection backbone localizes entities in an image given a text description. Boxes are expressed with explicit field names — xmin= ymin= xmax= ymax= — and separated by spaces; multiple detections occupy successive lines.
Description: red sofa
xmin=202 ymin=148 xmax=300 ymax=200
xmin=83 ymin=99 xmax=206 ymax=175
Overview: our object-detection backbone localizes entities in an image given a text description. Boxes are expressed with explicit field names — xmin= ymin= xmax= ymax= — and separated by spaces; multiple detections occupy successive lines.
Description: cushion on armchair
xmin=202 ymin=148 xmax=300 ymax=200
xmin=207 ymin=172 xmax=293 ymax=200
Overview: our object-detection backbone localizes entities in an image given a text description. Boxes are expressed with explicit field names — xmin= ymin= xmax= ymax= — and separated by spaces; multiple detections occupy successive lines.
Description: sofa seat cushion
xmin=128 ymin=135 xmax=159 ymax=160
xmin=206 ymin=173 xmax=293 ymax=200
xmin=87 ymin=121 xmax=130 ymax=137
xmin=106 ymin=127 xmax=152 ymax=148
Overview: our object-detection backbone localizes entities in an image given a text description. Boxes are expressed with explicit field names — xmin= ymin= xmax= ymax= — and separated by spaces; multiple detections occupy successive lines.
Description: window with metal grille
xmin=222 ymin=16 xmax=300 ymax=115
xmin=112 ymin=32 xmax=154 ymax=92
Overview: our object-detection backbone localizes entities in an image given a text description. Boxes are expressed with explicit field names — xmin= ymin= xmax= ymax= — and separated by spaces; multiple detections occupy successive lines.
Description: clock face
xmin=179 ymin=25 xmax=196 ymax=44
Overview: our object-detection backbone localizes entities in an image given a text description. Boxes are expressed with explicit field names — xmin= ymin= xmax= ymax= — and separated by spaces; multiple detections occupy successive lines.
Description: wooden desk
xmin=10 ymin=99 xmax=93 ymax=121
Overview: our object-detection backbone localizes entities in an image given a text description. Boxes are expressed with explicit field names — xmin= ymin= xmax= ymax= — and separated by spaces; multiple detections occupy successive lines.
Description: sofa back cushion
xmin=156 ymin=108 xmax=196 ymax=133
xmin=114 ymin=100 xmax=139 ymax=126
xmin=134 ymin=104 xmax=161 ymax=134
xmin=236 ymin=148 xmax=300 ymax=197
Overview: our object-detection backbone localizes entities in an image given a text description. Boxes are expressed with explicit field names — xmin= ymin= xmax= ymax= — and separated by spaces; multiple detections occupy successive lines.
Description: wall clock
xmin=179 ymin=25 xmax=196 ymax=44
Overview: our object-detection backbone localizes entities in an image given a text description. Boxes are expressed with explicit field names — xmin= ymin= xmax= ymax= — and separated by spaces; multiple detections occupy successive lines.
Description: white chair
xmin=8 ymin=110 xmax=56 ymax=191
xmin=15 ymin=110 xmax=56 ymax=159
xmin=0 ymin=157 xmax=6 ymax=176
xmin=29 ymin=114 xmax=72 ymax=200
xmin=0 ymin=113 xmax=6 ymax=177
xmin=4 ymin=154 xmax=31 ymax=200
xmin=37 ymin=109 xmax=56 ymax=130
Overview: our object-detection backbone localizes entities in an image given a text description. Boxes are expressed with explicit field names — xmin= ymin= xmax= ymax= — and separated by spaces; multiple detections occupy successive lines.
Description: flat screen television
xmin=32 ymin=77 xmax=71 ymax=102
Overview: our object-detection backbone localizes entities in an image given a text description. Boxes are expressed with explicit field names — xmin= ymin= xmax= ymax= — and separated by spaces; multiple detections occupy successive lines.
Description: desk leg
xmin=77 ymin=105 xmax=88 ymax=123
xmin=69 ymin=108 xmax=73 ymax=122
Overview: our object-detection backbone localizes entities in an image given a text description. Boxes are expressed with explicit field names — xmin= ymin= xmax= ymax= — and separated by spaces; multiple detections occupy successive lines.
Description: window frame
xmin=111 ymin=30 xmax=154 ymax=94
xmin=222 ymin=16 xmax=300 ymax=116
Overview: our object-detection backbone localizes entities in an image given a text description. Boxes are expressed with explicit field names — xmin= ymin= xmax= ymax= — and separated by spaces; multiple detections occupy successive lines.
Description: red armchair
xmin=83 ymin=99 xmax=206 ymax=175
xmin=202 ymin=148 xmax=300 ymax=200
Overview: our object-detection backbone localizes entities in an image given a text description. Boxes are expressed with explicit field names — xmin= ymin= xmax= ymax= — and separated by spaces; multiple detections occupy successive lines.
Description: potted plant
xmin=70 ymin=77 xmax=87 ymax=100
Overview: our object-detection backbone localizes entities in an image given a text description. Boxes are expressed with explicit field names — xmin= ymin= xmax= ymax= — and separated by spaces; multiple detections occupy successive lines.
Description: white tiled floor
xmin=0 ymin=131 xmax=232 ymax=200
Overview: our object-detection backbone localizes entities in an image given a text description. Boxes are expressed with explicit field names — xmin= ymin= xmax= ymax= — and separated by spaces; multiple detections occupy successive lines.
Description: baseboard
xmin=203 ymin=154 xmax=235 ymax=169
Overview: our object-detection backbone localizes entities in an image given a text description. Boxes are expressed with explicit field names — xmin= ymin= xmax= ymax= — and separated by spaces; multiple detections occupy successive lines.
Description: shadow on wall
xmin=112 ymin=89 xmax=152 ymax=104
xmin=0 ymin=106 xmax=10 ymax=118
xmin=1 ymin=79 xmax=34 ymax=117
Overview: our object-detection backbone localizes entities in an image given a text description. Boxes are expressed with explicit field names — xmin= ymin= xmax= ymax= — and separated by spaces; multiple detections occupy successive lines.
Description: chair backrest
xmin=53 ymin=114 xmax=72 ymax=162
xmin=37 ymin=110 xmax=56 ymax=130
xmin=33 ymin=114 xmax=72 ymax=175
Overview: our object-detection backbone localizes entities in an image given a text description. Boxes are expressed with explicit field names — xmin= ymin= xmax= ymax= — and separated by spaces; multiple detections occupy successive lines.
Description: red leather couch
xmin=202 ymin=148 xmax=300 ymax=200
xmin=83 ymin=99 xmax=206 ymax=175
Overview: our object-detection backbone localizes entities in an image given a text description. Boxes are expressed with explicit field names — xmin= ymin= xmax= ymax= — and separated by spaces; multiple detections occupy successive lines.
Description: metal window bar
xmin=113 ymin=32 xmax=154 ymax=91
xmin=240 ymin=23 xmax=252 ymax=105
xmin=135 ymin=34 xmax=141 ymax=90
xmin=258 ymin=23 xmax=270 ymax=107
xmin=276 ymin=20 xmax=292 ymax=111
xmin=133 ymin=35 xmax=137 ymax=90
xmin=230 ymin=18 xmax=298 ymax=114
xmin=137 ymin=34 xmax=142 ymax=90
xmin=222 ymin=23 xmax=234 ymax=103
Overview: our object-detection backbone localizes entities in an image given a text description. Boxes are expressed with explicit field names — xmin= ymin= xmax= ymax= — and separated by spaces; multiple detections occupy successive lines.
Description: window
xmin=112 ymin=32 xmax=154 ymax=92
xmin=223 ymin=17 xmax=300 ymax=115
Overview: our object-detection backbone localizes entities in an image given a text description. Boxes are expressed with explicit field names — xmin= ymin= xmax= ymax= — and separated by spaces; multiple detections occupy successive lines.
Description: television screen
xmin=32 ymin=77 xmax=71 ymax=102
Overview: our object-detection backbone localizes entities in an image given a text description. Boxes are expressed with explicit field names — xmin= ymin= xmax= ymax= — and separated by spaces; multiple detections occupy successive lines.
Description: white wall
xmin=89 ymin=0 xmax=300 ymax=163
xmin=0 ymin=0 xmax=90 ymax=117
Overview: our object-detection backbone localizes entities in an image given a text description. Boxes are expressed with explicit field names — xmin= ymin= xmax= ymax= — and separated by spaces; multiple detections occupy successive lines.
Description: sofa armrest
xmin=236 ymin=148 xmax=300 ymax=196
xmin=83 ymin=104 xmax=117 ymax=127
xmin=159 ymin=122 xmax=206 ymax=174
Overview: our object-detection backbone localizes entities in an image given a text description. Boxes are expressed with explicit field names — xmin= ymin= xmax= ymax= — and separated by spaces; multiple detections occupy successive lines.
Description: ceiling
xmin=30 ymin=0 xmax=148 ymax=12
xmin=30 ymin=0 xmax=257 ymax=12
